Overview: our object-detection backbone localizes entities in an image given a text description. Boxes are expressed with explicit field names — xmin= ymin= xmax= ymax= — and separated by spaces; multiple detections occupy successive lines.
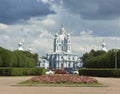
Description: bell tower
xmin=54 ymin=33 xmax=60 ymax=52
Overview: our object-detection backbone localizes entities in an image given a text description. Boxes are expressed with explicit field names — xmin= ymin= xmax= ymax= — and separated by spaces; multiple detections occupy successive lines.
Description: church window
xmin=43 ymin=60 xmax=46 ymax=63
xmin=56 ymin=40 xmax=59 ymax=43
xmin=68 ymin=63 xmax=70 ymax=67
xmin=69 ymin=40 xmax=70 ymax=43
xmin=62 ymin=46 xmax=64 ymax=50
xmin=42 ymin=63 xmax=44 ymax=66
xmin=57 ymin=46 xmax=58 ymax=50
xmin=69 ymin=46 xmax=71 ymax=50
xmin=68 ymin=39 xmax=70 ymax=43
xmin=38 ymin=62 xmax=40 ymax=66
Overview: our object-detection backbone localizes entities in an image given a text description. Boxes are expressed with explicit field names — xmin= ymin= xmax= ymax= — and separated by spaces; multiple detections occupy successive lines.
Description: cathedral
xmin=47 ymin=25 xmax=81 ymax=70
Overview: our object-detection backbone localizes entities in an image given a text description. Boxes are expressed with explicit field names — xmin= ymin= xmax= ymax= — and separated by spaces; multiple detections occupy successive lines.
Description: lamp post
xmin=58 ymin=54 xmax=59 ymax=69
xmin=114 ymin=49 xmax=118 ymax=69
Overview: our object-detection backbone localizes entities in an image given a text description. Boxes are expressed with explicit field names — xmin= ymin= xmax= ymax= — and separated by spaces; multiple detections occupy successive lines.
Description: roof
xmin=47 ymin=51 xmax=78 ymax=56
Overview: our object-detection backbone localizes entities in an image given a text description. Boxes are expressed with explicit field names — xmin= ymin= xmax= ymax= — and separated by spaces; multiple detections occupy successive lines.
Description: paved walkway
xmin=0 ymin=76 xmax=120 ymax=94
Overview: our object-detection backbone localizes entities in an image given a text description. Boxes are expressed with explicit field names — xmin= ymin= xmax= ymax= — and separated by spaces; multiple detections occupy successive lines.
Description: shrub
xmin=79 ymin=68 xmax=120 ymax=77
xmin=0 ymin=68 xmax=11 ymax=76
xmin=11 ymin=68 xmax=24 ymax=76
xmin=0 ymin=67 xmax=46 ymax=76
xmin=34 ymin=68 xmax=46 ymax=75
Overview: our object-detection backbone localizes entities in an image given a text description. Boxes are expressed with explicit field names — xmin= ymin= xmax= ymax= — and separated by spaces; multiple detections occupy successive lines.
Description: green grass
xmin=17 ymin=80 xmax=104 ymax=87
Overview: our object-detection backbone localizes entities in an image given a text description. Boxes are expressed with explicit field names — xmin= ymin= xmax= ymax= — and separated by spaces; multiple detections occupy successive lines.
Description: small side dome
xmin=18 ymin=47 xmax=24 ymax=51
xmin=17 ymin=38 xmax=24 ymax=51
xmin=18 ymin=41 xmax=23 ymax=46
xmin=102 ymin=42 xmax=106 ymax=47
xmin=101 ymin=41 xmax=107 ymax=52
xmin=67 ymin=33 xmax=70 ymax=37
xmin=29 ymin=47 xmax=32 ymax=53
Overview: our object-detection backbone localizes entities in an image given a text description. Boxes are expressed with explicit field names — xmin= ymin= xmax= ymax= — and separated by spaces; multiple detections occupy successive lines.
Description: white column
xmin=64 ymin=62 xmax=67 ymax=68
xmin=70 ymin=62 xmax=73 ymax=68
xmin=56 ymin=62 xmax=59 ymax=69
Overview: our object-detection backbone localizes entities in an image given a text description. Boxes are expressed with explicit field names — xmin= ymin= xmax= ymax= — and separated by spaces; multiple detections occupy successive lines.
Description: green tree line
xmin=81 ymin=49 xmax=120 ymax=68
xmin=0 ymin=47 xmax=38 ymax=67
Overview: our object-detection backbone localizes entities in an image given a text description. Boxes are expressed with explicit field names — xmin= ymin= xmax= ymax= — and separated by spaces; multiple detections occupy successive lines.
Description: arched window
xmin=69 ymin=40 xmax=70 ymax=43
xmin=42 ymin=63 xmax=44 ymax=66
xmin=62 ymin=46 xmax=64 ymax=50
xmin=68 ymin=39 xmax=70 ymax=43
xmin=68 ymin=63 xmax=70 ymax=68
xmin=56 ymin=40 xmax=59 ymax=43
xmin=69 ymin=46 xmax=70 ymax=50
xmin=57 ymin=46 xmax=59 ymax=50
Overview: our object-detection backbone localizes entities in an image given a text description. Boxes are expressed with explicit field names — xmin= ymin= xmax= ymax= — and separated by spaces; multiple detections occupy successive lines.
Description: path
xmin=0 ymin=76 xmax=120 ymax=94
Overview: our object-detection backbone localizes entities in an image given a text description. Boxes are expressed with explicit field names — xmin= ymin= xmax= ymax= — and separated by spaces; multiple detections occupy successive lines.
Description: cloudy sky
xmin=0 ymin=0 xmax=120 ymax=56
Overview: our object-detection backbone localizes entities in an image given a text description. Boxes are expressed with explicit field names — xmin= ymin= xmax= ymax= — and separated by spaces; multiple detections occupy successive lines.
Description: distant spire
xmin=17 ymin=38 xmax=24 ymax=51
xmin=101 ymin=40 xmax=107 ymax=52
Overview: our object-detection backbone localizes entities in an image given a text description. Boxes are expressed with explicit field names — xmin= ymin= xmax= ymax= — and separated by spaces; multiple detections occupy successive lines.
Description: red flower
xmin=28 ymin=74 xmax=98 ymax=84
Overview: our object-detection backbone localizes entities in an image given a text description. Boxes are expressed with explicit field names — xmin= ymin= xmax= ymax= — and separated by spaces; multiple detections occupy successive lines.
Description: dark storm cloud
xmin=0 ymin=0 xmax=55 ymax=24
xmin=62 ymin=0 xmax=120 ymax=20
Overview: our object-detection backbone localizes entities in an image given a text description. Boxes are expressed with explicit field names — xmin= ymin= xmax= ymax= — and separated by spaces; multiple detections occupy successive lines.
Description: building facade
xmin=47 ymin=25 xmax=81 ymax=70
xmin=37 ymin=57 xmax=49 ymax=69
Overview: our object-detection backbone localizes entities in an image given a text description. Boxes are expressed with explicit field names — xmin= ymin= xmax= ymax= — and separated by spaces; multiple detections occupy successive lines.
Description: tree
xmin=81 ymin=49 xmax=106 ymax=67
xmin=81 ymin=49 xmax=120 ymax=68
xmin=0 ymin=46 xmax=38 ymax=67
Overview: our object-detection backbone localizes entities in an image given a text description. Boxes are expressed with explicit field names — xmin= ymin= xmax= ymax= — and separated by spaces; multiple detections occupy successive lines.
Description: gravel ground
xmin=0 ymin=76 xmax=120 ymax=94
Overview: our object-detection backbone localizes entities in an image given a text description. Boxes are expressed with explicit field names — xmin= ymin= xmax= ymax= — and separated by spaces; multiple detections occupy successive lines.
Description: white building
xmin=47 ymin=25 xmax=81 ymax=70
xmin=37 ymin=57 xmax=49 ymax=69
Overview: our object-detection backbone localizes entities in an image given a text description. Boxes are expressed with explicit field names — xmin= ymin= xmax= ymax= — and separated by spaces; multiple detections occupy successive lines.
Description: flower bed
xmin=55 ymin=70 xmax=68 ymax=74
xmin=27 ymin=74 xmax=98 ymax=84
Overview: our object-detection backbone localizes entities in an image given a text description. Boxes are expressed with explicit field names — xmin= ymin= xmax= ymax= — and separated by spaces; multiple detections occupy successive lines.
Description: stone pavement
xmin=0 ymin=76 xmax=120 ymax=94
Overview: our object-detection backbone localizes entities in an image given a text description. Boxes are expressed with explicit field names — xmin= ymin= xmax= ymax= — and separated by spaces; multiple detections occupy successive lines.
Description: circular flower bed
xmin=28 ymin=74 xmax=98 ymax=84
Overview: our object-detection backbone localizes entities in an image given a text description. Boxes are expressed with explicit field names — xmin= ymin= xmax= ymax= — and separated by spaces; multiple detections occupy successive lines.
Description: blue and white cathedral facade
xmin=47 ymin=25 xmax=81 ymax=70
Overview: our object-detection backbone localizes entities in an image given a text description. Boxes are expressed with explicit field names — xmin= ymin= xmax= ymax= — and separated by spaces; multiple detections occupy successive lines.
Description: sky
xmin=0 ymin=0 xmax=120 ymax=57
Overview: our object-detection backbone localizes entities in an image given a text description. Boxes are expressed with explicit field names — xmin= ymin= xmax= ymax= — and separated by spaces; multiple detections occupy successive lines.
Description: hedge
xmin=0 ymin=67 xmax=46 ymax=76
xmin=79 ymin=68 xmax=120 ymax=77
